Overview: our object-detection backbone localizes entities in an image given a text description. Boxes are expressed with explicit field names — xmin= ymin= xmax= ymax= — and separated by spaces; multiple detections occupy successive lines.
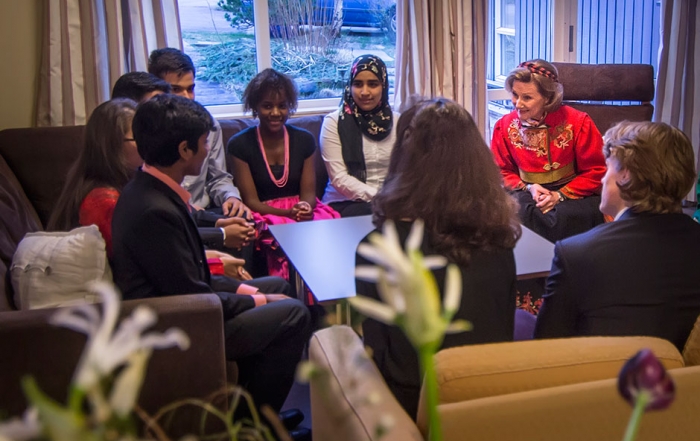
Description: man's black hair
xmin=111 ymin=72 xmax=171 ymax=102
xmin=148 ymin=47 xmax=196 ymax=79
xmin=132 ymin=94 xmax=213 ymax=167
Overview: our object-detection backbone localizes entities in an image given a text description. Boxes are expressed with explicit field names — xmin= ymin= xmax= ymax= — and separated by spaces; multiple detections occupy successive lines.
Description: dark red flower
xmin=617 ymin=349 xmax=675 ymax=411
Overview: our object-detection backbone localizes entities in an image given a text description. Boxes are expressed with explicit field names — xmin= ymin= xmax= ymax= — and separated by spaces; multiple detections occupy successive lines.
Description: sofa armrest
xmin=309 ymin=325 xmax=423 ymax=441
xmin=433 ymin=336 xmax=682 ymax=403
xmin=438 ymin=365 xmax=700 ymax=441
xmin=416 ymin=336 xmax=682 ymax=435
xmin=0 ymin=293 xmax=228 ymax=424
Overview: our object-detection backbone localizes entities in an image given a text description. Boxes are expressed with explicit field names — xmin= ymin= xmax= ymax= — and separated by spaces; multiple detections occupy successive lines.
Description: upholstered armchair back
xmin=552 ymin=62 xmax=655 ymax=134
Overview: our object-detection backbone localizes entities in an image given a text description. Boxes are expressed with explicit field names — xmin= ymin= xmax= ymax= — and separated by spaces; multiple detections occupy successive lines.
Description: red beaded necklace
xmin=256 ymin=125 xmax=289 ymax=188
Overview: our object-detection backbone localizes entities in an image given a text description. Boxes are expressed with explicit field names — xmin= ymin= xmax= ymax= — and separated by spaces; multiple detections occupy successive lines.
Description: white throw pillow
xmin=10 ymin=225 xmax=113 ymax=310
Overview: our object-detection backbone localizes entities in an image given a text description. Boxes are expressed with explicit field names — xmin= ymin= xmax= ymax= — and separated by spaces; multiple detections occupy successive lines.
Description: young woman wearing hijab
xmin=319 ymin=54 xmax=399 ymax=217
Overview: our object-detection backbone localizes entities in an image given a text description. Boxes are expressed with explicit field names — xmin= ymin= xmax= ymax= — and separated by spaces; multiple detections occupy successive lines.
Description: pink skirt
xmin=253 ymin=196 xmax=340 ymax=304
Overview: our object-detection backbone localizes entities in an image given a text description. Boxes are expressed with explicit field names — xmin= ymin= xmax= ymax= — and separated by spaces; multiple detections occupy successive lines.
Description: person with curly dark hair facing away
xmin=356 ymin=98 xmax=522 ymax=419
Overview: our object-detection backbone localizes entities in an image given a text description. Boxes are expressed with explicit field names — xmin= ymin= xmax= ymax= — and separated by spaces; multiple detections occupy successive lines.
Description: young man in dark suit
xmin=111 ymin=94 xmax=311 ymax=413
xmin=535 ymin=121 xmax=700 ymax=350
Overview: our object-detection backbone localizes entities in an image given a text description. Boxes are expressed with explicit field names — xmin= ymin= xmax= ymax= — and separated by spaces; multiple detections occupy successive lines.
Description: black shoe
xmin=288 ymin=427 xmax=311 ymax=441
xmin=279 ymin=408 xmax=304 ymax=431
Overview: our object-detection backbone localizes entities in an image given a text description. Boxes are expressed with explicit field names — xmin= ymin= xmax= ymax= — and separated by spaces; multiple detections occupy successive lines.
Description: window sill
xmin=206 ymin=97 xmax=340 ymax=120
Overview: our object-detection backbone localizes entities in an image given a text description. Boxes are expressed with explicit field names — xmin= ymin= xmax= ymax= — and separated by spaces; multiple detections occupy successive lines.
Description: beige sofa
xmin=309 ymin=324 xmax=700 ymax=441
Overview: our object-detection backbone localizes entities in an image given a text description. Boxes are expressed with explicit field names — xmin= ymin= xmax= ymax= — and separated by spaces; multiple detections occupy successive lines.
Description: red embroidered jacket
xmin=491 ymin=105 xmax=606 ymax=199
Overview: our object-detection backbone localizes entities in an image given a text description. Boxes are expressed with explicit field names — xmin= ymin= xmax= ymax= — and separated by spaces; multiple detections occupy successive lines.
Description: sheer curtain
xmin=655 ymin=0 xmax=700 ymax=202
xmin=36 ymin=0 xmax=182 ymax=127
xmin=394 ymin=0 xmax=488 ymax=135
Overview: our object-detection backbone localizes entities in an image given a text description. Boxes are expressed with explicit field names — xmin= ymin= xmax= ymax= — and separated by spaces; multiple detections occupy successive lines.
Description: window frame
xmin=487 ymin=0 xmax=576 ymax=104
xmin=493 ymin=0 xmax=517 ymax=83
xmin=194 ymin=0 xmax=393 ymax=118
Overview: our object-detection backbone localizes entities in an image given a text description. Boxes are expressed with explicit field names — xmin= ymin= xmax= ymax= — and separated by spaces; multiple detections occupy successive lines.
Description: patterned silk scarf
xmin=337 ymin=54 xmax=393 ymax=183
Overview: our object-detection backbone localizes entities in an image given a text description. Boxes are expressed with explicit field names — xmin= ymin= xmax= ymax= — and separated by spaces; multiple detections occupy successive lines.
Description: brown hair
xmin=372 ymin=98 xmax=521 ymax=267
xmin=603 ymin=121 xmax=696 ymax=214
xmin=505 ymin=59 xmax=563 ymax=113
xmin=48 ymin=99 xmax=137 ymax=231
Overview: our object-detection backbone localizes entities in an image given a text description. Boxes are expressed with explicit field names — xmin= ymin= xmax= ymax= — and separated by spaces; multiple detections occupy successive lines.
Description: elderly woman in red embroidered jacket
xmin=491 ymin=59 xmax=607 ymax=242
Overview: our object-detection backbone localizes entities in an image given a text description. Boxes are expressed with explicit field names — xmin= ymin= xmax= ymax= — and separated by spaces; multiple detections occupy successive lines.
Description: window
xmin=487 ymin=0 xmax=661 ymax=138
xmin=577 ymin=0 xmax=660 ymax=68
xmin=178 ymin=0 xmax=397 ymax=116
xmin=493 ymin=0 xmax=517 ymax=83
xmin=487 ymin=0 xmax=553 ymax=133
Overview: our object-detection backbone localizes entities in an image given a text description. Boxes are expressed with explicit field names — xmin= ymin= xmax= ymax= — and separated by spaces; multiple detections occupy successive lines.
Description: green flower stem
xmin=622 ymin=391 xmax=650 ymax=441
xmin=419 ymin=346 xmax=443 ymax=441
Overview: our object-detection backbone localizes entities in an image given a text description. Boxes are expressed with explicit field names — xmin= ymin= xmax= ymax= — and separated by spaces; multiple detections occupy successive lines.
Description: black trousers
xmin=329 ymin=200 xmax=373 ymax=217
xmin=213 ymin=276 xmax=311 ymax=413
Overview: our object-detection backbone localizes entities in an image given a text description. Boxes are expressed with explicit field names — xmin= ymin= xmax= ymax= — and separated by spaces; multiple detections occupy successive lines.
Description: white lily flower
xmin=109 ymin=349 xmax=151 ymax=417
xmin=49 ymin=281 xmax=190 ymax=392
xmin=350 ymin=220 xmax=471 ymax=350
xmin=0 ymin=408 xmax=40 ymax=441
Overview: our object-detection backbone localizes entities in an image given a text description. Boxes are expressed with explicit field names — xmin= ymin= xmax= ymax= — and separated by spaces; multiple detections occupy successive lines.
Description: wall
xmin=0 ymin=1 xmax=41 ymax=130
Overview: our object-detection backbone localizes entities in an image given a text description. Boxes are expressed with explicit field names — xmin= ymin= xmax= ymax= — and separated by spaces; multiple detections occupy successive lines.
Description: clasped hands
xmin=215 ymin=217 xmax=255 ymax=249
xmin=289 ymin=201 xmax=313 ymax=222
xmin=527 ymin=183 xmax=562 ymax=214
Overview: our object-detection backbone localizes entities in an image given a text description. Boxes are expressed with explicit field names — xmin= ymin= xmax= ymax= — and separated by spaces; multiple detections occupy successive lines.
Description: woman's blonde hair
xmin=505 ymin=59 xmax=564 ymax=113
xmin=603 ymin=121 xmax=696 ymax=214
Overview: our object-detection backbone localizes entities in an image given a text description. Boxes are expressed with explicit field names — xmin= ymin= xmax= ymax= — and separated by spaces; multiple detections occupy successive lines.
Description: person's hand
xmin=264 ymin=294 xmax=291 ymax=303
xmin=205 ymin=250 xmax=252 ymax=280
xmin=294 ymin=201 xmax=313 ymax=222
xmin=215 ymin=217 xmax=255 ymax=249
xmin=222 ymin=197 xmax=252 ymax=220
xmin=535 ymin=190 xmax=563 ymax=214
xmin=528 ymin=183 xmax=550 ymax=201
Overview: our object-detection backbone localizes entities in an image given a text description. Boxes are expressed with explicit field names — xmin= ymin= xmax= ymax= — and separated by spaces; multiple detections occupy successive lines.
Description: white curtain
xmin=394 ymin=0 xmax=488 ymax=135
xmin=36 ymin=0 xmax=182 ymax=127
xmin=655 ymin=0 xmax=700 ymax=202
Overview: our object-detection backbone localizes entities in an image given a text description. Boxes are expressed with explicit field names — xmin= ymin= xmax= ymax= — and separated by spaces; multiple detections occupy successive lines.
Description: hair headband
xmin=518 ymin=62 xmax=558 ymax=82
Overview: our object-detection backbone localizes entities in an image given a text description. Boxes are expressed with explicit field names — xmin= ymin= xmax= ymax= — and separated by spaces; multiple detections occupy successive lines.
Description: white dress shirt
xmin=181 ymin=117 xmax=241 ymax=209
xmin=319 ymin=109 xmax=399 ymax=204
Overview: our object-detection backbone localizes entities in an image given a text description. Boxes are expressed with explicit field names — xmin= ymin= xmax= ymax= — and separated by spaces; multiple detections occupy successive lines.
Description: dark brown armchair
xmin=552 ymin=62 xmax=655 ymax=134
xmin=0 ymin=293 xmax=229 ymax=435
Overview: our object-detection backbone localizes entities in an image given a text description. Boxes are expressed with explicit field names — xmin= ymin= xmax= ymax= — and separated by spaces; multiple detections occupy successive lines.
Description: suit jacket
xmin=111 ymin=171 xmax=255 ymax=319
xmin=357 ymin=220 xmax=517 ymax=418
xmin=535 ymin=210 xmax=700 ymax=350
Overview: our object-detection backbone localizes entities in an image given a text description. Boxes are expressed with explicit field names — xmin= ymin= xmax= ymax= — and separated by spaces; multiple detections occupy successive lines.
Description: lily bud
xmin=617 ymin=349 xmax=675 ymax=411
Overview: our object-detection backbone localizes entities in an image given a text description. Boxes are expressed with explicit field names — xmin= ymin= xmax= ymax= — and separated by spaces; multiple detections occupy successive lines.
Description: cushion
xmin=682 ymin=314 xmax=700 ymax=366
xmin=437 ymin=365 xmax=700 ymax=441
xmin=431 ymin=336 xmax=683 ymax=404
xmin=309 ymin=325 xmax=423 ymax=441
xmin=0 ymin=154 xmax=42 ymax=311
xmin=416 ymin=336 xmax=683 ymax=435
xmin=10 ymin=225 xmax=112 ymax=309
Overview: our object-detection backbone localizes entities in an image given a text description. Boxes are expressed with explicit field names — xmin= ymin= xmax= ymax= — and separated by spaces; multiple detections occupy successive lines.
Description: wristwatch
xmin=555 ymin=191 xmax=565 ymax=202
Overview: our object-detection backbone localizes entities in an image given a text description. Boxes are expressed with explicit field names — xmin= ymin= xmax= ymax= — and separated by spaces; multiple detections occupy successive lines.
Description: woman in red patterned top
xmin=48 ymin=99 xmax=140 ymax=256
xmin=491 ymin=59 xmax=607 ymax=242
